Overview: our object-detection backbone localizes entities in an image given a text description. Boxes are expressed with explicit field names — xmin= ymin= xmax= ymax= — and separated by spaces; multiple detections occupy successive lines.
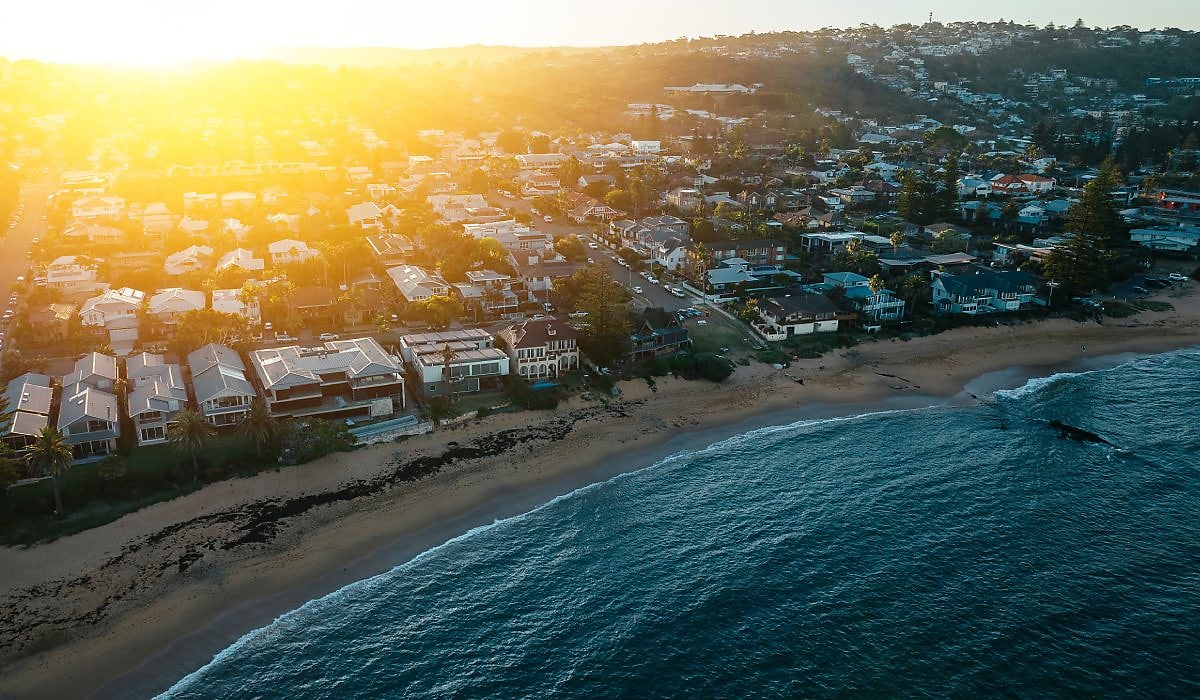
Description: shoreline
xmin=1 ymin=294 xmax=1198 ymax=700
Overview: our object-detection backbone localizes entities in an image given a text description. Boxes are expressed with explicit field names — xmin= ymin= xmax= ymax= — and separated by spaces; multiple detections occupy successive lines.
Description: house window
xmin=141 ymin=426 xmax=166 ymax=442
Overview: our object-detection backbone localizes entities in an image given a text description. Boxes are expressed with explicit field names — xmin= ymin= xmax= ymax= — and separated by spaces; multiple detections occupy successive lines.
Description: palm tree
xmin=890 ymin=230 xmax=904 ymax=255
xmin=238 ymin=399 xmax=279 ymax=459
xmin=27 ymin=427 xmax=74 ymax=514
xmin=168 ymin=409 xmax=214 ymax=483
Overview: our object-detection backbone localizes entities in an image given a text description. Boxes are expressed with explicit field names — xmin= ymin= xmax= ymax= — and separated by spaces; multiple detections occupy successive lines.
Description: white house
xmin=148 ymin=288 xmax=205 ymax=328
xmin=70 ymin=196 xmax=124 ymax=219
xmin=57 ymin=383 xmax=119 ymax=460
xmin=347 ymin=201 xmax=383 ymax=229
xmin=211 ymin=288 xmax=261 ymax=323
xmin=80 ymin=287 xmax=145 ymax=329
xmin=387 ymin=264 xmax=450 ymax=302
xmin=164 ymin=245 xmax=214 ymax=276
xmin=216 ymin=247 xmax=266 ymax=273
xmin=821 ymin=272 xmax=905 ymax=321
xmin=398 ymin=328 xmax=510 ymax=398
xmin=220 ymin=191 xmax=257 ymax=210
xmin=268 ymin=239 xmax=319 ymax=266
xmin=44 ymin=256 xmax=105 ymax=296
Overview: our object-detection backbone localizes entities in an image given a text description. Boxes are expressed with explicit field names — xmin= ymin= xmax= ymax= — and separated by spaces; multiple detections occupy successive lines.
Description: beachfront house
xmin=398 ymin=328 xmax=510 ymax=398
xmin=496 ymin=316 xmax=580 ymax=378
xmin=931 ymin=271 xmax=1038 ymax=315
xmin=57 ymin=383 xmax=119 ymax=460
xmin=1 ymin=372 xmax=54 ymax=453
xmin=753 ymin=293 xmax=846 ymax=341
xmin=125 ymin=353 xmax=188 ymax=445
xmin=188 ymin=343 xmax=258 ymax=428
xmin=628 ymin=307 xmax=691 ymax=361
xmin=249 ymin=338 xmax=406 ymax=419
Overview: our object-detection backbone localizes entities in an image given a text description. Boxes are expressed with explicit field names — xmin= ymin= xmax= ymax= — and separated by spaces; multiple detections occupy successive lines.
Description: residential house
xmin=497 ymin=316 xmax=580 ymax=378
xmin=957 ymin=177 xmax=994 ymax=198
xmin=989 ymin=174 xmax=1028 ymax=195
xmin=79 ymin=287 xmax=145 ymax=330
xmin=628 ymin=307 xmax=690 ymax=360
xmin=454 ymin=270 xmax=519 ymax=317
xmin=515 ymin=153 xmax=569 ymax=171
xmin=820 ymin=272 xmax=905 ymax=321
xmin=216 ymin=247 xmax=266 ymax=273
xmin=666 ymin=187 xmax=703 ymax=213
xmin=347 ymin=201 xmax=384 ymax=229
xmin=220 ymin=191 xmax=257 ymax=211
xmin=463 ymin=220 xmax=553 ymax=253
xmin=140 ymin=202 xmax=174 ymax=239
xmin=509 ymin=250 xmax=577 ymax=295
xmin=567 ymin=197 xmax=623 ymax=223
xmin=27 ymin=303 xmax=76 ymax=341
xmin=148 ymin=288 xmax=205 ymax=330
xmin=57 ymin=383 xmax=119 ymax=460
xmin=44 ymin=256 xmax=105 ymax=296
xmin=211 ymin=288 xmax=261 ymax=323
xmin=164 ymin=245 xmax=214 ymax=276
xmin=1129 ymin=226 xmax=1200 ymax=253
xmin=1017 ymin=174 xmax=1056 ymax=193
xmin=429 ymin=193 xmax=489 ymax=222
xmin=367 ymin=233 xmax=416 ymax=265
xmin=70 ymin=195 xmax=124 ymax=219
xmin=1 ymin=372 xmax=53 ymax=452
xmin=398 ymin=328 xmax=510 ymax=398
xmin=688 ymin=239 xmax=788 ymax=272
xmin=387 ymin=264 xmax=451 ymax=302
xmin=753 ymin=294 xmax=847 ymax=340
xmin=62 ymin=221 xmax=127 ymax=245
xmin=931 ymin=270 xmax=1037 ymax=314
xmin=125 ymin=353 xmax=187 ymax=445
xmin=188 ymin=343 xmax=257 ymax=428
xmin=517 ymin=170 xmax=561 ymax=197
xmin=289 ymin=286 xmax=337 ymax=325
xmin=250 ymin=338 xmax=406 ymax=419
xmin=64 ymin=351 xmax=119 ymax=392
xmin=269 ymin=239 xmax=319 ymax=266
xmin=829 ymin=186 xmax=879 ymax=208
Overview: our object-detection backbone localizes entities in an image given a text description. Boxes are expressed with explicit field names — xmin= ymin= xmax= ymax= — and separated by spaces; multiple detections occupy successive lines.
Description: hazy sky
xmin=2 ymin=0 xmax=1195 ymax=65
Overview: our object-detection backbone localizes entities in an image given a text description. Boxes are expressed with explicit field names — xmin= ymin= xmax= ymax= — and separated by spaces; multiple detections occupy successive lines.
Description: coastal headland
xmin=2 ymin=293 xmax=1198 ymax=699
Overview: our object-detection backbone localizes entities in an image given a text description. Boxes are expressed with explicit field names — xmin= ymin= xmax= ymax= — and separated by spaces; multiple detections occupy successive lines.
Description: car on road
xmin=31 ymin=237 xmax=39 ymax=244
xmin=543 ymin=215 xmax=554 ymax=223
xmin=1168 ymin=272 xmax=1188 ymax=282
xmin=1132 ymin=286 xmax=1149 ymax=295
xmin=669 ymin=288 xmax=686 ymax=298
xmin=587 ymin=257 xmax=595 ymax=264
xmin=275 ymin=332 xmax=298 ymax=342
xmin=696 ymin=320 xmax=708 ymax=326
xmin=318 ymin=333 xmax=340 ymax=341
xmin=632 ymin=286 xmax=643 ymax=294
xmin=588 ymin=242 xmax=598 ymax=249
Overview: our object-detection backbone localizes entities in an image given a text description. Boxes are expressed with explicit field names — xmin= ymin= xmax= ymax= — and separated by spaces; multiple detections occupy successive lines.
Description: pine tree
xmin=1043 ymin=159 xmax=1122 ymax=297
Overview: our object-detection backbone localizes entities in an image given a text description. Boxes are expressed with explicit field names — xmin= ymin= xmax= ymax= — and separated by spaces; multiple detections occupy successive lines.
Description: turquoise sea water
xmin=163 ymin=349 xmax=1200 ymax=698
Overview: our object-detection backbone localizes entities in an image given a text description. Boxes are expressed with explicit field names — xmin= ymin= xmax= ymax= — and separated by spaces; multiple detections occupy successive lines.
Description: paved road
xmin=490 ymin=189 xmax=699 ymax=312
xmin=1 ymin=181 xmax=53 ymax=349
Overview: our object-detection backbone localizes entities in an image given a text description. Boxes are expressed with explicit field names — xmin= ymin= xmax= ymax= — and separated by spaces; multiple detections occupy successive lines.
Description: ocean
xmin=161 ymin=349 xmax=1200 ymax=698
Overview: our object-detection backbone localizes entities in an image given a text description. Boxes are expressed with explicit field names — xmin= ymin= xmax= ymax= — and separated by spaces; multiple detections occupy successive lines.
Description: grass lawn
xmin=687 ymin=315 xmax=758 ymax=357
xmin=0 ymin=433 xmax=272 ymax=546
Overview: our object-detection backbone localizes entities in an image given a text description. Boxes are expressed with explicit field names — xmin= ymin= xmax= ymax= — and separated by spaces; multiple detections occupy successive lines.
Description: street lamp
xmin=1046 ymin=280 xmax=1060 ymax=307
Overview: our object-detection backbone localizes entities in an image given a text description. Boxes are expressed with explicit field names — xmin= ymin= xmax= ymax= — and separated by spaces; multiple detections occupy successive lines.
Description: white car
xmin=543 ymin=215 xmax=554 ymax=223
xmin=632 ymin=286 xmax=643 ymax=294
xmin=319 ymin=333 xmax=340 ymax=341
xmin=588 ymin=243 xmax=598 ymax=249
xmin=1168 ymin=273 xmax=1188 ymax=282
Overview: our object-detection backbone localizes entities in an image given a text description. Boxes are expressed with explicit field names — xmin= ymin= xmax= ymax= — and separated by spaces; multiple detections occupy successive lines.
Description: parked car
xmin=632 ymin=286 xmax=643 ymax=294
xmin=318 ymin=333 xmax=340 ymax=341
xmin=543 ymin=215 xmax=554 ymax=223
xmin=1168 ymin=272 xmax=1188 ymax=282
xmin=1132 ymin=286 xmax=1149 ymax=295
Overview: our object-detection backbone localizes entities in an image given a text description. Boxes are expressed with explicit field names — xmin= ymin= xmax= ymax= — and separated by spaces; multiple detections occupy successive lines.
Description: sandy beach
xmin=2 ymin=288 xmax=1199 ymax=699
